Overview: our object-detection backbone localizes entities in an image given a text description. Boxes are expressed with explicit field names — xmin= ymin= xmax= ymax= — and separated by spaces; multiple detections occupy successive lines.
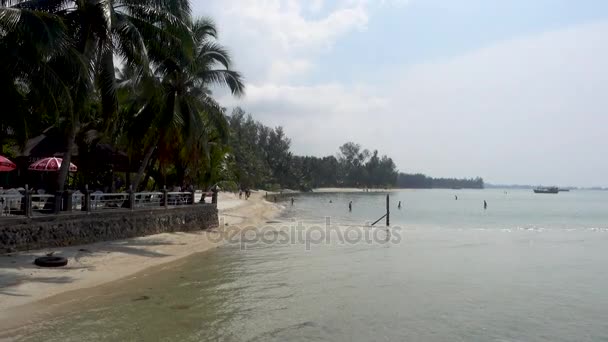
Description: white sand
xmin=0 ymin=192 xmax=280 ymax=330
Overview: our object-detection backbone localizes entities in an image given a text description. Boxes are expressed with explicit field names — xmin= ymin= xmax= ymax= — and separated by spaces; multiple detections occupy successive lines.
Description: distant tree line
xmin=397 ymin=174 xmax=484 ymax=189
xmin=227 ymin=108 xmax=398 ymax=191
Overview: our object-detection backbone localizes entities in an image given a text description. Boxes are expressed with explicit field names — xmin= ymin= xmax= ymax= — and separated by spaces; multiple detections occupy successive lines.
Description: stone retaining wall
xmin=0 ymin=204 xmax=218 ymax=253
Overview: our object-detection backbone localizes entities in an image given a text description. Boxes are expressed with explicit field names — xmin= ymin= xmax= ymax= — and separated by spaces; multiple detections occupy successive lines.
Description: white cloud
xmin=196 ymin=0 xmax=370 ymax=82
xmin=219 ymin=81 xmax=391 ymax=157
xmin=308 ymin=0 xmax=324 ymax=13
xmin=219 ymin=0 xmax=368 ymax=51
xmin=268 ymin=59 xmax=314 ymax=81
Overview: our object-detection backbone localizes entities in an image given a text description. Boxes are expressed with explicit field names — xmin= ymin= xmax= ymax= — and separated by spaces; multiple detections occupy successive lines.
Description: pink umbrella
xmin=29 ymin=157 xmax=77 ymax=172
xmin=0 ymin=155 xmax=17 ymax=172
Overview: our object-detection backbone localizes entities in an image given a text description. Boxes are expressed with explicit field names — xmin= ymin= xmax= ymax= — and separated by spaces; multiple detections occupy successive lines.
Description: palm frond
xmin=191 ymin=16 xmax=216 ymax=39
xmin=11 ymin=0 xmax=70 ymax=12
xmin=96 ymin=49 xmax=118 ymax=131
xmin=199 ymin=69 xmax=245 ymax=96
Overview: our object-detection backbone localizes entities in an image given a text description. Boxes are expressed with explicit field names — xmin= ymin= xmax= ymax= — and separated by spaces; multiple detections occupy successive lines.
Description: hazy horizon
xmin=193 ymin=0 xmax=608 ymax=187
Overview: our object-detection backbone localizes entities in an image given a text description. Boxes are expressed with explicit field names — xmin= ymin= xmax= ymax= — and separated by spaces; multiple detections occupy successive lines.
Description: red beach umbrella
xmin=29 ymin=157 xmax=77 ymax=172
xmin=0 ymin=155 xmax=17 ymax=172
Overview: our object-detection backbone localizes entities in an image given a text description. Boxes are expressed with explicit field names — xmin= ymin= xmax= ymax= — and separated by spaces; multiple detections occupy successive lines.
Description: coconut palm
xmin=129 ymin=17 xmax=244 ymax=190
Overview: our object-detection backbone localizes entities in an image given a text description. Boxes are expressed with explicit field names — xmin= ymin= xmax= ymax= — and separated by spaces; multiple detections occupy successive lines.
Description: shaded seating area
xmin=1 ymin=127 xmax=218 ymax=217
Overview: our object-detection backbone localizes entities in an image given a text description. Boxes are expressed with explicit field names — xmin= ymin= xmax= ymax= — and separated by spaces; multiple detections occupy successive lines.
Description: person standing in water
xmin=348 ymin=201 xmax=352 ymax=212
xmin=291 ymin=198 xmax=294 ymax=206
xmin=484 ymin=200 xmax=487 ymax=210
xmin=455 ymin=195 xmax=458 ymax=200
xmin=398 ymin=201 xmax=402 ymax=209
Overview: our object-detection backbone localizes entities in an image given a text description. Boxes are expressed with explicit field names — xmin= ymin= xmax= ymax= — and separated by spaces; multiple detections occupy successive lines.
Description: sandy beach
xmin=0 ymin=191 xmax=281 ymax=332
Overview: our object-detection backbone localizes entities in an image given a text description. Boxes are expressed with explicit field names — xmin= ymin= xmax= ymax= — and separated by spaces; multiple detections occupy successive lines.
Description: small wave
xmin=246 ymin=321 xmax=319 ymax=342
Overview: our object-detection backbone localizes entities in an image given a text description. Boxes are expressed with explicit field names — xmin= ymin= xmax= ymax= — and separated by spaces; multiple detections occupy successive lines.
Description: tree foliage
xmin=397 ymin=174 xmax=484 ymax=189
xmin=0 ymin=0 xmax=243 ymax=191
xmin=226 ymin=108 xmax=399 ymax=191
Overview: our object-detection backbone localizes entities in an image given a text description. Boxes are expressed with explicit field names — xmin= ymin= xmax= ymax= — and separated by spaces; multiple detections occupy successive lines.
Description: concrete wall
xmin=0 ymin=204 xmax=218 ymax=253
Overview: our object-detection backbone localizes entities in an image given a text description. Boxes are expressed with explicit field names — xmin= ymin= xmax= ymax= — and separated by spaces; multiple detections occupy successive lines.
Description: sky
xmin=192 ymin=0 xmax=608 ymax=187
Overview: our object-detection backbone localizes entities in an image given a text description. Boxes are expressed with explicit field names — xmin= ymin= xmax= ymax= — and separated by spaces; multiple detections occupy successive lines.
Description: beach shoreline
xmin=0 ymin=191 xmax=281 ymax=332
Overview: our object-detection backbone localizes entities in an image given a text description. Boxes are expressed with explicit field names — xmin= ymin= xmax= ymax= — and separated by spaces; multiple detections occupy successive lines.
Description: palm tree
xmin=130 ymin=17 xmax=244 ymax=190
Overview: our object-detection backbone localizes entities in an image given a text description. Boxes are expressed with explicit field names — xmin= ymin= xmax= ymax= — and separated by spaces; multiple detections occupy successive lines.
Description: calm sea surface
xmin=10 ymin=189 xmax=608 ymax=341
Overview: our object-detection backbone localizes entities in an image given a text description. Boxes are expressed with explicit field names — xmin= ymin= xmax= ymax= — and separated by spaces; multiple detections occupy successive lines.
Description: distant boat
xmin=533 ymin=186 xmax=559 ymax=194
xmin=558 ymin=188 xmax=570 ymax=192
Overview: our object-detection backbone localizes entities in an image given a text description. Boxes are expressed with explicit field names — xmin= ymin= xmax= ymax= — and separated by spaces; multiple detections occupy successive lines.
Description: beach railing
xmin=90 ymin=192 xmax=129 ymax=210
xmin=0 ymin=185 xmax=218 ymax=218
xmin=0 ymin=193 xmax=24 ymax=216
xmin=134 ymin=192 xmax=164 ymax=208
xmin=71 ymin=192 xmax=84 ymax=211
xmin=31 ymin=194 xmax=56 ymax=215
xmin=194 ymin=190 xmax=203 ymax=203
xmin=166 ymin=191 xmax=194 ymax=206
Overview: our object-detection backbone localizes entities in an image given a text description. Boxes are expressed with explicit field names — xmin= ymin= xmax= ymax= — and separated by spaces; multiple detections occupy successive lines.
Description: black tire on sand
xmin=34 ymin=256 xmax=68 ymax=267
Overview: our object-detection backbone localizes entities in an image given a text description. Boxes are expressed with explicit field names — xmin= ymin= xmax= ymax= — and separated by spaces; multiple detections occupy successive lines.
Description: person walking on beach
xmin=348 ymin=201 xmax=352 ymax=212
xmin=239 ymin=189 xmax=242 ymax=199
xmin=398 ymin=201 xmax=402 ymax=209
xmin=484 ymin=200 xmax=487 ymax=210
xmin=291 ymin=198 xmax=294 ymax=206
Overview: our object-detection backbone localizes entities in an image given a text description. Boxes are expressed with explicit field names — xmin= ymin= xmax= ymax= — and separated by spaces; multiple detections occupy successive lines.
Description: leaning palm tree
xmin=130 ymin=17 xmax=244 ymax=190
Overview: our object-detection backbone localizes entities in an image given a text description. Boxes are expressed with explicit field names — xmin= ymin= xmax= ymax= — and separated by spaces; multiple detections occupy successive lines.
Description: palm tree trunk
xmin=141 ymin=166 xmax=154 ymax=191
xmin=140 ymin=153 xmax=158 ymax=191
xmin=125 ymin=170 xmax=131 ymax=189
xmin=57 ymin=125 xmax=76 ymax=193
xmin=132 ymin=142 xmax=156 ymax=191
xmin=175 ymin=161 xmax=186 ymax=188
xmin=99 ymin=50 xmax=118 ymax=130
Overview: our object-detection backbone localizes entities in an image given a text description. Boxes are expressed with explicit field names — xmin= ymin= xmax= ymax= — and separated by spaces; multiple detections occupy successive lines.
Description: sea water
xmin=8 ymin=189 xmax=608 ymax=341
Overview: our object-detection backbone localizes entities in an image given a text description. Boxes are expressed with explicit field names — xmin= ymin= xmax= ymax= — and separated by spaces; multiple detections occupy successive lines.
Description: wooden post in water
xmin=386 ymin=194 xmax=390 ymax=227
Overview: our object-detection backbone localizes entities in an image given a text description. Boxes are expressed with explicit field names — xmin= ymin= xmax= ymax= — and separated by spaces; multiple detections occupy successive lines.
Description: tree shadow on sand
xmin=87 ymin=237 xmax=190 ymax=258
xmin=0 ymin=275 xmax=75 ymax=296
